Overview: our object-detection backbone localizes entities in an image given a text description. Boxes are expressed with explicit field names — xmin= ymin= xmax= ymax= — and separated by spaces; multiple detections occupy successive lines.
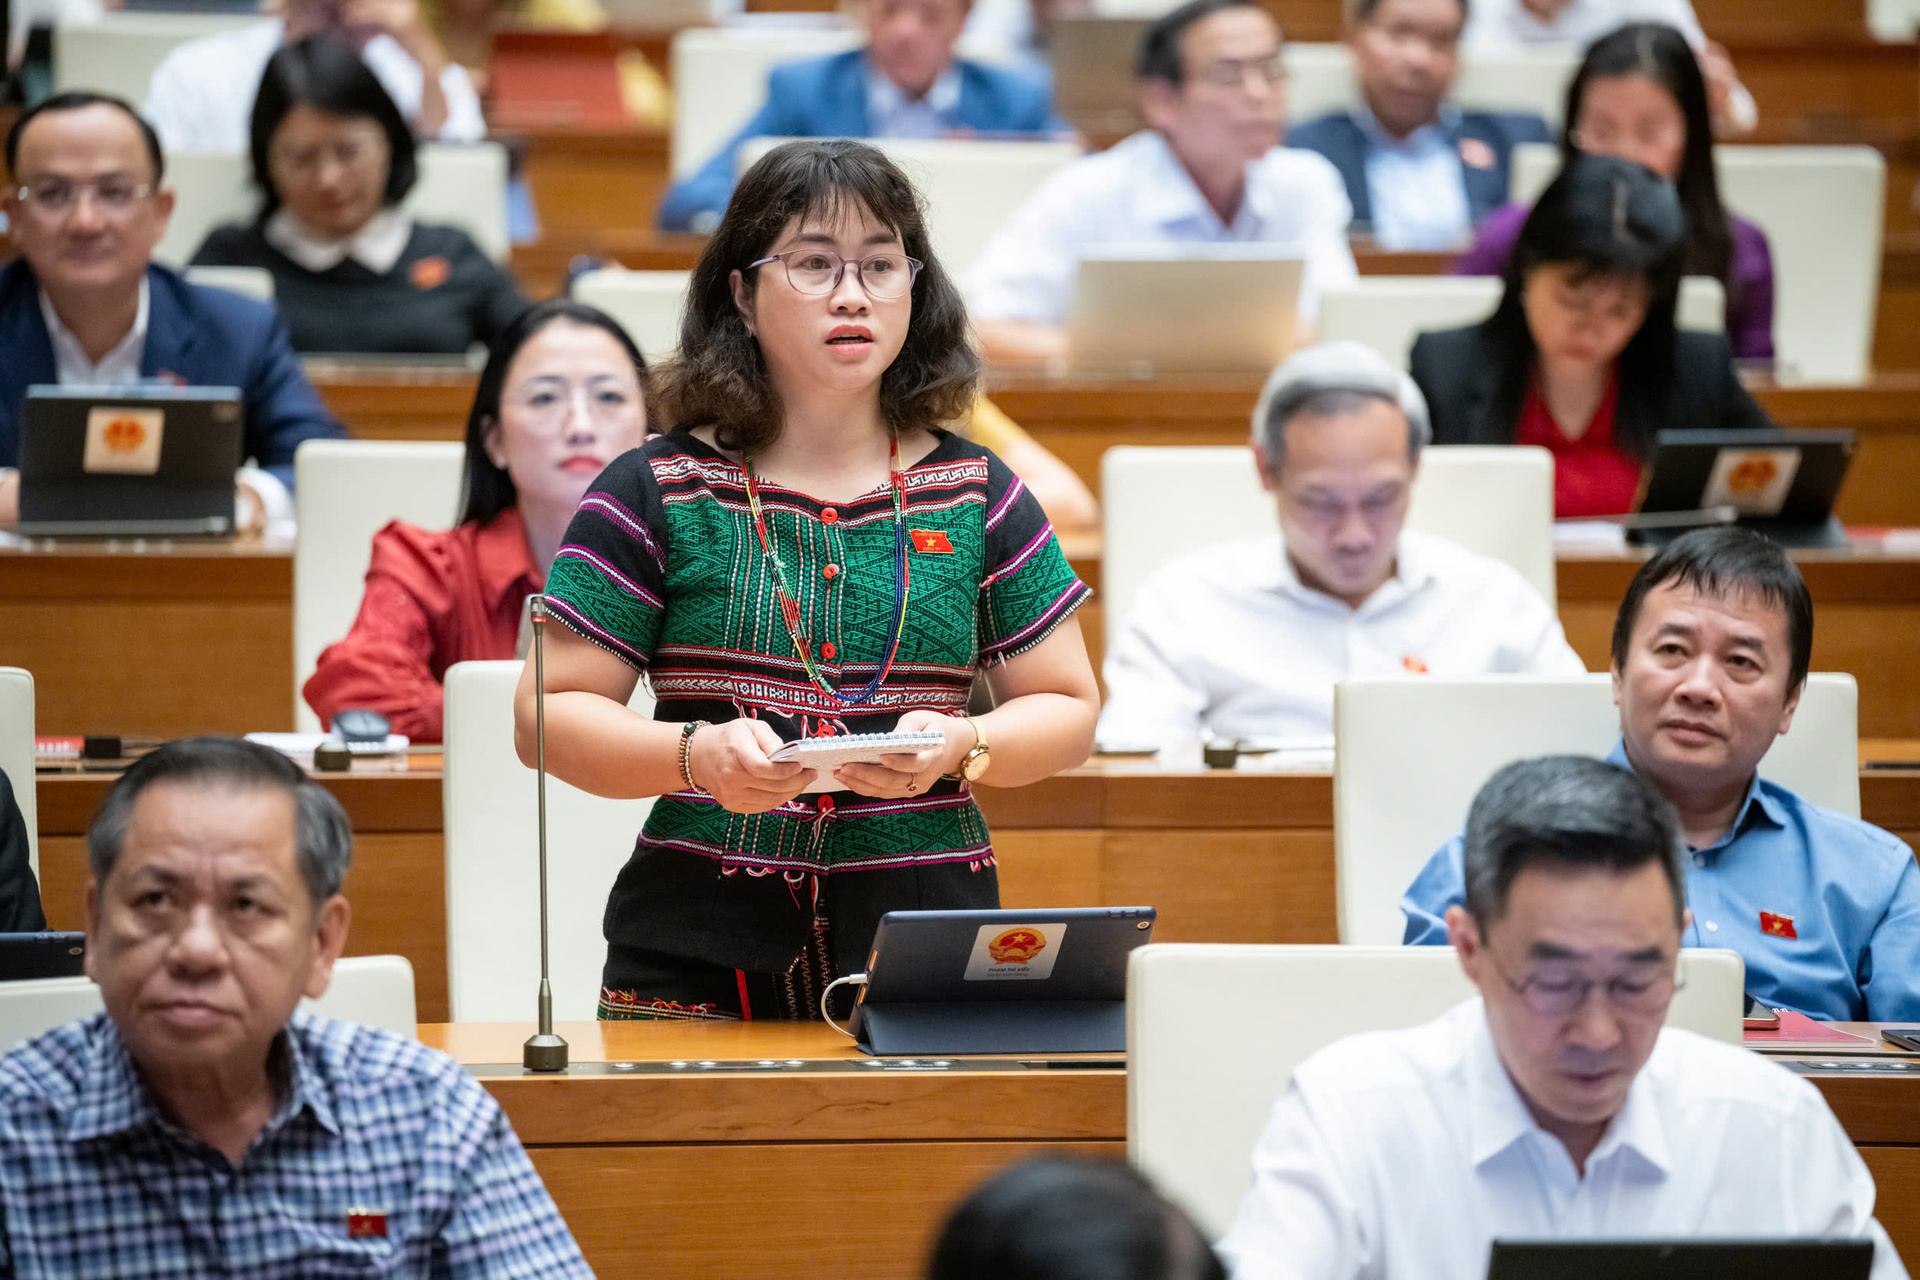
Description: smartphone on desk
xmin=1743 ymin=994 xmax=1780 ymax=1030
xmin=1884 ymin=1029 xmax=1920 ymax=1053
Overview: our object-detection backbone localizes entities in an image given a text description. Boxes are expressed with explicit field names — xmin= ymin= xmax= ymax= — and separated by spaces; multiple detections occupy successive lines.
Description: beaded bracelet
xmin=679 ymin=720 xmax=710 ymax=793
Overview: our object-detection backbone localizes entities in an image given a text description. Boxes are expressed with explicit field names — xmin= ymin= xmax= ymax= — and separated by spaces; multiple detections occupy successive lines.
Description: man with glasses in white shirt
xmin=967 ymin=0 xmax=1357 ymax=362
xmin=1095 ymin=340 xmax=1581 ymax=750
xmin=0 ymin=93 xmax=342 ymax=526
xmin=1219 ymin=754 xmax=1908 ymax=1280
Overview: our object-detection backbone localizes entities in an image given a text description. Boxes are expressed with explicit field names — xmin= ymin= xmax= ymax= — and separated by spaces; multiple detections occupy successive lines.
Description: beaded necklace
xmin=740 ymin=436 xmax=911 ymax=707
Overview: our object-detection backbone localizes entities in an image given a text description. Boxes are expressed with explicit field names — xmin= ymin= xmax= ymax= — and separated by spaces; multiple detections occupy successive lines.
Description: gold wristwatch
xmin=953 ymin=716 xmax=990 ymax=783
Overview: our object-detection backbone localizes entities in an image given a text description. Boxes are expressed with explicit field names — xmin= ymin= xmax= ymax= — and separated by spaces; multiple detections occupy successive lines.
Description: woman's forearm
xmin=969 ymin=689 xmax=1097 ymax=788
xmin=514 ymin=687 xmax=688 ymax=799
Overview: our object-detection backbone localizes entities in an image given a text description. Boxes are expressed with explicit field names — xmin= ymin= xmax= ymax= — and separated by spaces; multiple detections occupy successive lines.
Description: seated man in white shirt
xmin=1218 ymin=754 xmax=1908 ymax=1280
xmin=966 ymin=0 xmax=1357 ymax=363
xmin=143 ymin=0 xmax=485 ymax=153
xmin=1096 ymin=341 xmax=1582 ymax=749
xmin=1461 ymin=0 xmax=1754 ymax=134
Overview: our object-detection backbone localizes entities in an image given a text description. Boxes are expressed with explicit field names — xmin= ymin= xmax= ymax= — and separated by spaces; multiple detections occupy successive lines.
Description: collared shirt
xmin=304 ymin=506 xmax=542 ymax=743
xmin=0 ymin=1010 xmax=591 ymax=1279
xmin=264 ymin=207 xmax=415 ymax=275
xmin=142 ymin=20 xmax=486 ymax=153
xmin=1402 ymin=740 xmax=1920 ymax=1022
xmin=865 ymin=56 xmax=964 ymax=139
xmin=1355 ymin=105 xmax=1473 ymax=251
xmin=1461 ymin=0 xmax=1709 ymax=49
xmin=965 ymin=129 xmax=1358 ymax=327
xmin=38 ymin=277 xmax=148 ymax=386
xmin=1095 ymin=529 xmax=1584 ymax=747
xmin=1218 ymin=999 xmax=1908 ymax=1280
xmin=1458 ymin=0 xmax=1756 ymax=131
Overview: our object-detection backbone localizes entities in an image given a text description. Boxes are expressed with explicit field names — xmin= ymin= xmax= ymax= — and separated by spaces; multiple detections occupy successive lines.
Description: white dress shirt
xmin=965 ymin=129 xmax=1358 ymax=327
xmin=264 ymin=207 xmax=414 ymax=274
xmin=1096 ymin=529 xmax=1585 ymax=747
xmin=1219 ymin=999 xmax=1909 ymax=1280
xmin=142 ymin=20 xmax=485 ymax=153
xmin=39 ymin=278 xmax=147 ymax=386
xmin=1460 ymin=0 xmax=1756 ymax=131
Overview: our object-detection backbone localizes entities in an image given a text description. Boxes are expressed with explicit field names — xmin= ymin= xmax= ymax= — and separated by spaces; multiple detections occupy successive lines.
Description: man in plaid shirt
xmin=0 ymin=736 xmax=592 ymax=1277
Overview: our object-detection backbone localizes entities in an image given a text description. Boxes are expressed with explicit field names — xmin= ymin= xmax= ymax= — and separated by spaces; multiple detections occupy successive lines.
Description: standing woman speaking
xmin=516 ymin=140 xmax=1099 ymax=1021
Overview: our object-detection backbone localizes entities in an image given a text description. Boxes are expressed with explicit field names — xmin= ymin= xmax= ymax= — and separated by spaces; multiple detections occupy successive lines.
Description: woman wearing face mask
xmin=520 ymin=139 xmax=1100 ymax=1023
xmin=1411 ymin=152 xmax=1771 ymax=519
xmin=191 ymin=33 xmax=528 ymax=355
xmin=1452 ymin=21 xmax=1774 ymax=363
xmin=304 ymin=299 xmax=651 ymax=740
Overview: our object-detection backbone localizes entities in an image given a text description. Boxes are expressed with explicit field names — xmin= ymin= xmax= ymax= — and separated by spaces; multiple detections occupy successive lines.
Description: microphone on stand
xmin=524 ymin=595 xmax=568 ymax=1073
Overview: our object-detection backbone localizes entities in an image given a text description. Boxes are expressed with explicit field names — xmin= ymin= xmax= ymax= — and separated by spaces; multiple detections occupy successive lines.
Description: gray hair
xmin=87 ymin=736 xmax=353 ymax=910
xmin=1462 ymin=755 xmax=1686 ymax=927
xmin=1251 ymin=340 xmax=1432 ymax=471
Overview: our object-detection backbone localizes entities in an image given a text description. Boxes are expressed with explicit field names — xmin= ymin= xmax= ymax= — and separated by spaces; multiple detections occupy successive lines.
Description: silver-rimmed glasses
xmin=747 ymin=249 xmax=924 ymax=300
xmin=1482 ymin=944 xmax=1683 ymax=1018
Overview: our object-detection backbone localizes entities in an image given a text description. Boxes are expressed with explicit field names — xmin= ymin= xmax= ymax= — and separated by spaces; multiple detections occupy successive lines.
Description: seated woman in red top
xmin=304 ymin=299 xmax=652 ymax=739
xmin=1409 ymin=151 xmax=1771 ymax=519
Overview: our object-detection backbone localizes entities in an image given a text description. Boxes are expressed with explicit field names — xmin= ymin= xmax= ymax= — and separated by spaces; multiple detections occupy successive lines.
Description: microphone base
xmin=523 ymin=1033 xmax=570 ymax=1073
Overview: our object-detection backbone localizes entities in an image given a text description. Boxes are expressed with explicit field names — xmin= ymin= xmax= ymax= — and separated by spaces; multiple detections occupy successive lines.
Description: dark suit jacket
xmin=1286 ymin=109 xmax=1554 ymax=231
xmin=0 ymin=258 xmax=343 ymax=489
xmin=1409 ymin=322 xmax=1775 ymax=448
xmin=657 ymin=49 xmax=1067 ymax=232
xmin=0 ymin=770 xmax=47 ymax=934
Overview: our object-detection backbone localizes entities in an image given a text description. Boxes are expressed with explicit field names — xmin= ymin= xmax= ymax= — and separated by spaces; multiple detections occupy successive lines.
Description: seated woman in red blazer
xmin=305 ymin=298 xmax=652 ymax=740
xmin=1411 ymin=152 xmax=1771 ymax=519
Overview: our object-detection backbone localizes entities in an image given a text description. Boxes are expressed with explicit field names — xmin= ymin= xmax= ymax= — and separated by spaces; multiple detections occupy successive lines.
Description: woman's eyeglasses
xmin=747 ymin=249 xmax=923 ymax=300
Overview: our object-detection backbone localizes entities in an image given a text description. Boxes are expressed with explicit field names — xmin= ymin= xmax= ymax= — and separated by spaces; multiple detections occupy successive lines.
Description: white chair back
xmin=52 ymin=11 xmax=257 ymax=98
xmin=1100 ymin=444 xmax=1556 ymax=629
xmin=442 ymin=661 xmax=656 ymax=1022
xmin=0 ymin=670 xmax=35 ymax=876
xmin=0 ymin=955 xmax=418 ymax=1053
xmin=157 ymin=144 xmax=512 ymax=269
xmin=293 ymin=440 xmax=466 ymax=731
xmin=572 ymin=268 xmax=691 ymax=362
xmin=1283 ymin=44 xmax=1577 ymax=128
xmin=738 ymin=136 xmax=1083 ymax=275
xmin=183 ymin=264 xmax=274 ymax=302
xmin=1332 ymin=673 xmax=1860 ymax=945
xmin=1127 ymin=942 xmax=1745 ymax=1237
xmin=1320 ymin=275 xmax=1724 ymax=368
xmin=1510 ymin=143 xmax=1885 ymax=383
xmin=668 ymin=25 xmax=862 ymax=178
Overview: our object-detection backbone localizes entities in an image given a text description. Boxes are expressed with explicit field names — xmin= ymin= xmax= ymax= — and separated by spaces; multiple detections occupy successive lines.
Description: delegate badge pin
xmin=346 ymin=1207 xmax=389 ymax=1239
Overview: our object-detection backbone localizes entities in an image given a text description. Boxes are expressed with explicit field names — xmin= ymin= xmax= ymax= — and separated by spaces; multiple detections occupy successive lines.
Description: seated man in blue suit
xmin=657 ymin=0 xmax=1067 ymax=233
xmin=0 ymin=92 xmax=342 ymax=526
xmin=1287 ymin=0 xmax=1549 ymax=250
xmin=1402 ymin=527 xmax=1920 ymax=1024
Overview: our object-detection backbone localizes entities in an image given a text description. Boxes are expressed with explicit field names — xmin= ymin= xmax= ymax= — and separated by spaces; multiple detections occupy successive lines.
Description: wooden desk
xmin=423 ymin=1020 xmax=1118 ymax=1279
xmin=307 ymin=363 xmax=1920 ymax=532
xmin=10 ymin=520 xmax=1920 ymax=736
xmin=37 ymin=758 xmax=1920 ymax=1027
xmin=418 ymin=1017 xmax=1920 ymax=1279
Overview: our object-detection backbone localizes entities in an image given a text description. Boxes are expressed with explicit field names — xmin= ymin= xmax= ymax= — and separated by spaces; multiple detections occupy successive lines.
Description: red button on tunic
xmin=822 ymin=564 xmax=839 ymax=579
xmin=821 ymin=508 xmax=839 ymax=525
xmin=821 ymin=642 xmax=838 ymax=660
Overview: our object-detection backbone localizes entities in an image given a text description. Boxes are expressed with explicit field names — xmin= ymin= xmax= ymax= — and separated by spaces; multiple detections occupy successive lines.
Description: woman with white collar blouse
xmin=191 ymin=33 xmax=527 ymax=355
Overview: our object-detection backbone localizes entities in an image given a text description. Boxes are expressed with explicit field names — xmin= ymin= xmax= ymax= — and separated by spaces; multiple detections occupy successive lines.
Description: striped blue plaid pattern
xmin=0 ymin=1011 xmax=592 ymax=1278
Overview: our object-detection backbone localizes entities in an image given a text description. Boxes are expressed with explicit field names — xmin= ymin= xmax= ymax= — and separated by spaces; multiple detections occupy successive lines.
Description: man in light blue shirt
xmin=1286 ymin=0 xmax=1550 ymax=250
xmin=1401 ymin=526 xmax=1920 ymax=1023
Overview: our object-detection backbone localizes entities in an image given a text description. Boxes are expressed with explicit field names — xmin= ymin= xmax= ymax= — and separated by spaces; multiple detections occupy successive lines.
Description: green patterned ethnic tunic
xmin=542 ymin=430 xmax=1091 ymax=985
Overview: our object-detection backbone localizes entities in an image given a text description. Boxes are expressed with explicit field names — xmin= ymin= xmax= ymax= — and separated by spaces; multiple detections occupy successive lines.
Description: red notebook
xmin=1744 ymin=1009 xmax=1877 ymax=1048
